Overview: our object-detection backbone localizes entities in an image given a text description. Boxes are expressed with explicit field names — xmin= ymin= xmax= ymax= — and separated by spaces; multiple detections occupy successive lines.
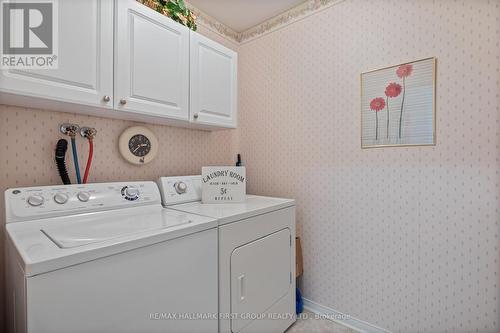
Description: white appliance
xmin=158 ymin=176 xmax=296 ymax=333
xmin=4 ymin=182 xmax=218 ymax=333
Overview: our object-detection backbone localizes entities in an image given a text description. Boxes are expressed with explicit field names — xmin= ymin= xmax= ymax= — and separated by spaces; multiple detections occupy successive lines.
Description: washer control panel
xmin=5 ymin=182 xmax=161 ymax=223
xmin=157 ymin=176 xmax=202 ymax=206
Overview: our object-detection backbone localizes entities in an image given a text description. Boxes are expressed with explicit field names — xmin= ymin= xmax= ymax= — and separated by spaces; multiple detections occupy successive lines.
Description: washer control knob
xmin=77 ymin=191 xmax=91 ymax=202
xmin=121 ymin=186 xmax=140 ymax=201
xmin=126 ymin=187 xmax=140 ymax=197
xmin=54 ymin=193 xmax=69 ymax=204
xmin=27 ymin=195 xmax=44 ymax=207
xmin=174 ymin=181 xmax=187 ymax=194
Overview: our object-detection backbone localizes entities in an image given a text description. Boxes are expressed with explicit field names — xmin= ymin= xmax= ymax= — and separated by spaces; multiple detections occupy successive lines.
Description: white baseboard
xmin=302 ymin=298 xmax=392 ymax=333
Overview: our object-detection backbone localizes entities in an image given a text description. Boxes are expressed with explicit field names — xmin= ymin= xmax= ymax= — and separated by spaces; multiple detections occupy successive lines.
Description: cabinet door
xmin=190 ymin=31 xmax=237 ymax=128
xmin=114 ymin=0 xmax=189 ymax=121
xmin=0 ymin=0 xmax=114 ymax=108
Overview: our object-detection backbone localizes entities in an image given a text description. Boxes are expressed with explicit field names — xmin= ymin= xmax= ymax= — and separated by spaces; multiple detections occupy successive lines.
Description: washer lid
xmin=41 ymin=210 xmax=192 ymax=249
xmin=6 ymin=207 xmax=218 ymax=276
xmin=168 ymin=195 xmax=295 ymax=225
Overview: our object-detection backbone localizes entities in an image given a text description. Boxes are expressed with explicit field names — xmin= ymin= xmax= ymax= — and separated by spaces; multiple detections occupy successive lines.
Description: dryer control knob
xmin=174 ymin=181 xmax=187 ymax=194
xmin=27 ymin=195 xmax=44 ymax=207
xmin=77 ymin=191 xmax=91 ymax=202
xmin=54 ymin=193 xmax=69 ymax=204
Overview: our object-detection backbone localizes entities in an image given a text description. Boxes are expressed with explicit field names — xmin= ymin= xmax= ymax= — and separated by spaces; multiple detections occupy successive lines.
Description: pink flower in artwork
xmin=396 ymin=64 xmax=413 ymax=78
xmin=383 ymin=83 xmax=401 ymax=139
xmin=370 ymin=97 xmax=386 ymax=112
xmin=397 ymin=63 xmax=414 ymax=138
xmin=385 ymin=82 xmax=402 ymax=98
xmin=370 ymin=98 xmax=385 ymax=141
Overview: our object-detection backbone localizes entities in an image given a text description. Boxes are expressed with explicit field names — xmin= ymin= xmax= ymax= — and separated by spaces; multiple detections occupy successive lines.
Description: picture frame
xmin=361 ymin=57 xmax=436 ymax=148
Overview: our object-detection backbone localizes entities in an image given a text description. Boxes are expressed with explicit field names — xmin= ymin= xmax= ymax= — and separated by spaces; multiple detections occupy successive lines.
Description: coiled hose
xmin=55 ymin=139 xmax=71 ymax=185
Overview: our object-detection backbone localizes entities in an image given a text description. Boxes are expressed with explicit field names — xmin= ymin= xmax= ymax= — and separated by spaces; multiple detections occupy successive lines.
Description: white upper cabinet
xmin=114 ymin=0 xmax=190 ymax=121
xmin=0 ymin=1 xmax=237 ymax=129
xmin=0 ymin=0 xmax=114 ymax=108
xmin=190 ymin=31 xmax=238 ymax=128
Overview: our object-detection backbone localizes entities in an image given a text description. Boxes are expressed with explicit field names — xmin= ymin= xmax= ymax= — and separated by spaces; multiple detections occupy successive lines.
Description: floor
xmin=286 ymin=311 xmax=357 ymax=333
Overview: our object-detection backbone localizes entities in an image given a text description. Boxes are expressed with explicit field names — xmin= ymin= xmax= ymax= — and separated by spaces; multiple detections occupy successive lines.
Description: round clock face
xmin=128 ymin=134 xmax=151 ymax=157
xmin=119 ymin=126 xmax=159 ymax=165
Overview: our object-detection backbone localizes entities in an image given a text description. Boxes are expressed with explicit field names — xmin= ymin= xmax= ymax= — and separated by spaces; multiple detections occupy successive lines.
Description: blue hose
xmin=70 ymin=136 xmax=82 ymax=184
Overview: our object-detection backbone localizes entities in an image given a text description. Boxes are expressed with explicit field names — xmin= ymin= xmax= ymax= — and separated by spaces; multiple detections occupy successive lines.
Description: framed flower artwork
xmin=361 ymin=57 xmax=436 ymax=148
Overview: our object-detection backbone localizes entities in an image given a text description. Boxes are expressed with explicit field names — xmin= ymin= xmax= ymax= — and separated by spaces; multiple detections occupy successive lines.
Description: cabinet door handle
xmin=120 ymin=98 xmax=127 ymax=105
xmin=193 ymin=113 xmax=199 ymax=119
xmin=102 ymin=95 xmax=111 ymax=103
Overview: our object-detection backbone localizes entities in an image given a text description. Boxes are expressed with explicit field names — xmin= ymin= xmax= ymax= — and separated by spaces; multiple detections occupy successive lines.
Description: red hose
xmin=83 ymin=139 xmax=93 ymax=184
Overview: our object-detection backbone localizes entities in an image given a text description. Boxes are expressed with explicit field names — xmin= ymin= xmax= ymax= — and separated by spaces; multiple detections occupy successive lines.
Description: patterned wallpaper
xmin=237 ymin=0 xmax=499 ymax=332
xmin=0 ymin=25 xmax=238 ymax=330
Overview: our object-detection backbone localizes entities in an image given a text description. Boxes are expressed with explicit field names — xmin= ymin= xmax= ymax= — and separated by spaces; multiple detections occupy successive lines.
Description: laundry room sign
xmin=202 ymin=167 xmax=246 ymax=203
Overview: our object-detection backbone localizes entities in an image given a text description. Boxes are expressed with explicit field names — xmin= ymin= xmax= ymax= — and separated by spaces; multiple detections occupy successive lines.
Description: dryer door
xmin=230 ymin=228 xmax=292 ymax=332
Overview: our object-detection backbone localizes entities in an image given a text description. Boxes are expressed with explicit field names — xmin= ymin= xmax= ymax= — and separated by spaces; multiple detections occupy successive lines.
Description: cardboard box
xmin=296 ymin=237 xmax=303 ymax=278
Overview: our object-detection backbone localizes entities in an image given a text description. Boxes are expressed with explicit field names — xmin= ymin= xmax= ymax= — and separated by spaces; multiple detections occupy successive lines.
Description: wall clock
xmin=119 ymin=126 xmax=159 ymax=165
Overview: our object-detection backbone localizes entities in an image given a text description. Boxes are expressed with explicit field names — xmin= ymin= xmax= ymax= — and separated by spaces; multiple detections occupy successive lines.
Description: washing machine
xmin=4 ymin=181 xmax=219 ymax=333
xmin=158 ymin=176 xmax=296 ymax=333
